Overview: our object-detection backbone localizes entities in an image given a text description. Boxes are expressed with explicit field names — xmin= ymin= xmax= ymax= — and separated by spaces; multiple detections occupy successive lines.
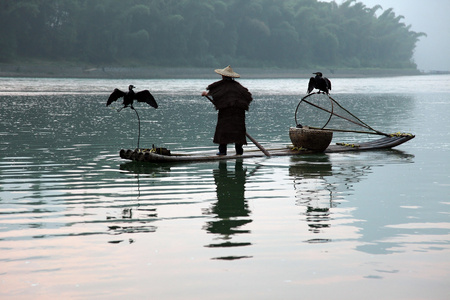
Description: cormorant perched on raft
xmin=307 ymin=72 xmax=332 ymax=94
xmin=107 ymin=85 xmax=158 ymax=111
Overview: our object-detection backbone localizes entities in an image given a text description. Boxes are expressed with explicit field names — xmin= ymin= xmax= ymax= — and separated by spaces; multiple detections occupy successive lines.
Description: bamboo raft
xmin=119 ymin=133 xmax=414 ymax=163
xmin=118 ymin=92 xmax=415 ymax=163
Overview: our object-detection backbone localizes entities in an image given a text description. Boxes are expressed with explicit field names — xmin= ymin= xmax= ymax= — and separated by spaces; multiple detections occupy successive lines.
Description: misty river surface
xmin=1 ymin=75 xmax=449 ymax=299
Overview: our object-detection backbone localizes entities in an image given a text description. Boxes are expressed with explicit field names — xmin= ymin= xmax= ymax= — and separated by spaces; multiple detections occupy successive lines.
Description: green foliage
xmin=0 ymin=0 xmax=426 ymax=69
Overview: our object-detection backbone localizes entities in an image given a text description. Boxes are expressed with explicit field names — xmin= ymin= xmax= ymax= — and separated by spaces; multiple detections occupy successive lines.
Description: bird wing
xmin=107 ymin=88 xmax=125 ymax=106
xmin=135 ymin=90 xmax=158 ymax=108
xmin=307 ymin=77 xmax=315 ymax=94
xmin=324 ymin=77 xmax=332 ymax=91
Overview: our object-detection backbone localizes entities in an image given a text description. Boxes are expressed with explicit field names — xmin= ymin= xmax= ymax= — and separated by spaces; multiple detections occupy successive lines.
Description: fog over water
xmin=325 ymin=0 xmax=450 ymax=72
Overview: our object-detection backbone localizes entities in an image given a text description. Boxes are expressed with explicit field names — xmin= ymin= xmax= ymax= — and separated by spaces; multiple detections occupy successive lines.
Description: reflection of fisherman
xmin=201 ymin=66 xmax=253 ymax=156
xmin=204 ymin=161 xmax=251 ymax=238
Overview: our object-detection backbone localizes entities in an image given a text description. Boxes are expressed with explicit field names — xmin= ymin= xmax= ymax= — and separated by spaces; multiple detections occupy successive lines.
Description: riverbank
xmin=0 ymin=63 xmax=427 ymax=79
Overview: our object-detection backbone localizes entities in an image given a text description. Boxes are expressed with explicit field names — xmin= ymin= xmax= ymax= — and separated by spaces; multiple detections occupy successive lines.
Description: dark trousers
xmin=219 ymin=144 xmax=243 ymax=155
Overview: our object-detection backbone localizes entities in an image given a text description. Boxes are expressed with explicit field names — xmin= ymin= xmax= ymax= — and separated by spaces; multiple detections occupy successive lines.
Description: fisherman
xmin=201 ymin=66 xmax=253 ymax=156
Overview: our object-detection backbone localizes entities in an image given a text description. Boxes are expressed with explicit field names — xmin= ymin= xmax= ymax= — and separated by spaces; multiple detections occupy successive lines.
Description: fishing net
xmin=294 ymin=92 xmax=388 ymax=136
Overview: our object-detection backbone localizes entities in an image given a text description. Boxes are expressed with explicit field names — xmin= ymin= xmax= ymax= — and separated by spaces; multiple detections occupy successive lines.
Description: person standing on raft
xmin=202 ymin=66 xmax=253 ymax=156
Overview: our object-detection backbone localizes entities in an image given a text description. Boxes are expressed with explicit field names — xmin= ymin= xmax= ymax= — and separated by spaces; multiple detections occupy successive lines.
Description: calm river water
xmin=1 ymin=75 xmax=449 ymax=299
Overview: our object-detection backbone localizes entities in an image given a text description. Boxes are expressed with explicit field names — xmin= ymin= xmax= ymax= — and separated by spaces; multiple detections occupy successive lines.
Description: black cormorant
xmin=107 ymin=85 xmax=158 ymax=110
xmin=307 ymin=72 xmax=332 ymax=94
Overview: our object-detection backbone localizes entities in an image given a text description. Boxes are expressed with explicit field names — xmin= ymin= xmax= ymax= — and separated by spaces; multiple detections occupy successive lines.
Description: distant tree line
xmin=0 ymin=0 xmax=426 ymax=69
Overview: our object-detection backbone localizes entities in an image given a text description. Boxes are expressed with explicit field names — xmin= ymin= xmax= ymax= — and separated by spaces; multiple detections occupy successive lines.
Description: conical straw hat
xmin=214 ymin=65 xmax=240 ymax=78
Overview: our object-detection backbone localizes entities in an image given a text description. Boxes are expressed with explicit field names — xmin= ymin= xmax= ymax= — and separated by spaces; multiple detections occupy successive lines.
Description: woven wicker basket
xmin=289 ymin=127 xmax=333 ymax=152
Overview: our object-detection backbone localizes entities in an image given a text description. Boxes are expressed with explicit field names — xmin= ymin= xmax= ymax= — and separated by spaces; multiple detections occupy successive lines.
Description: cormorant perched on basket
xmin=307 ymin=72 xmax=332 ymax=94
xmin=107 ymin=85 xmax=158 ymax=111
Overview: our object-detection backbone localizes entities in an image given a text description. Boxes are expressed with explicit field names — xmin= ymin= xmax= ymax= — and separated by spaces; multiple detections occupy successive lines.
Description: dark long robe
xmin=206 ymin=79 xmax=253 ymax=145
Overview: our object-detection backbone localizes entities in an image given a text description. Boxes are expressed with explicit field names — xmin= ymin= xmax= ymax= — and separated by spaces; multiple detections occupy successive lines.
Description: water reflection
xmin=99 ymin=162 xmax=175 ymax=243
xmin=204 ymin=160 xmax=252 ymax=260
xmin=118 ymin=160 xmax=254 ymax=260
xmin=289 ymin=151 xmax=415 ymax=245
xmin=105 ymin=200 xmax=158 ymax=244
xmin=119 ymin=161 xmax=172 ymax=178
xmin=290 ymin=155 xmax=334 ymax=242
xmin=118 ymin=150 xmax=416 ymax=258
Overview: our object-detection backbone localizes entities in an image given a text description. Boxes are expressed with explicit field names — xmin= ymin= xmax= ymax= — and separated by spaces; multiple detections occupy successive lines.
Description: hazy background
xmin=0 ymin=0 xmax=446 ymax=76
xmin=325 ymin=0 xmax=450 ymax=72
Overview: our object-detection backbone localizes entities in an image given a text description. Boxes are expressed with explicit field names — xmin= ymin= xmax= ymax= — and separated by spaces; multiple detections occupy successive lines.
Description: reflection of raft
xmin=119 ymin=133 xmax=414 ymax=163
